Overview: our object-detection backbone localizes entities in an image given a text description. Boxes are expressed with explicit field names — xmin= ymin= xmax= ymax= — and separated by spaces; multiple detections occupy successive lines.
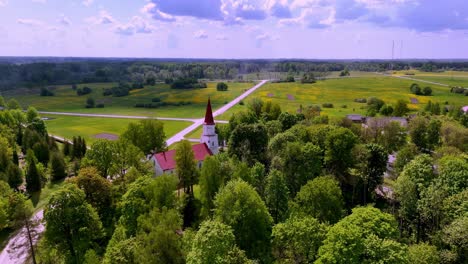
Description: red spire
xmin=204 ymin=98 xmax=215 ymax=125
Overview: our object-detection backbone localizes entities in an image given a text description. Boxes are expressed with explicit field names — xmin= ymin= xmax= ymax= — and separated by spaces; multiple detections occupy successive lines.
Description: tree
xmin=264 ymin=170 xmax=289 ymax=223
xmin=135 ymin=208 xmax=185 ymax=264
xmin=7 ymin=164 xmax=23 ymax=190
xmin=409 ymin=116 xmax=429 ymax=151
xmin=0 ymin=95 xmax=5 ymax=107
xmin=32 ymin=141 xmax=50 ymax=165
xmin=247 ymin=98 xmax=264 ymax=117
xmin=408 ymin=243 xmax=439 ymax=264
xmin=199 ymin=156 xmax=224 ymax=215
xmin=272 ymin=216 xmax=327 ymax=263
xmin=216 ymin=82 xmax=228 ymax=91
xmin=422 ymin=86 xmax=432 ymax=96
xmin=379 ymin=104 xmax=394 ymax=116
xmin=86 ymin=97 xmax=95 ymax=108
xmin=278 ymin=112 xmax=297 ymax=131
xmin=50 ymin=151 xmax=66 ymax=181
xmin=187 ymin=220 xmax=249 ymax=264
xmin=175 ymin=140 xmax=198 ymax=196
xmin=441 ymin=216 xmax=468 ymax=263
xmin=324 ymin=127 xmax=357 ymax=175
xmin=68 ymin=167 xmax=112 ymax=222
xmin=83 ymin=139 xmax=114 ymax=177
xmin=411 ymin=83 xmax=422 ymax=95
xmin=354 ymin=143 xmax=388 ymax=204
xmin=228 ymin=123 xmax=268 ymax=165
xmin=44 ymin=184 xmax=103 ymax=263
xmin=292 ymin=176 xmax=344 ymax=224
xmin=109 ymin=139 xmax=145 ymax=178
xmin=63 ymin=140 xmax=71 ymax=157
xmin=316 ymin=207 xmax=406 ymax=264
xmin=25 ymin=150 xmax=41 ymax=193
xmin=7 ymin=99 xmax=21 ymax=110
xmin=437 ymin=156 xmax=468 ymax=196
xmin=426 ymin=119 xmax=441 ymax=150
xmin=214 ymin=180 xmax=273 ymax=261
xmin=393 ymin=99 xmax=409 ymax=117
xmin=122 ymin=119 xmax=166 ymax=154
xmin=378 ymin=121 xmax=407 ymax=153
xmin=26 ymin=107 xmax=39 ymax=123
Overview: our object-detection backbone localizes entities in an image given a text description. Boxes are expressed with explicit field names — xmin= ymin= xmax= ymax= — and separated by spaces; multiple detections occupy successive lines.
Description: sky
xmin=0 ymin=0 xmax=468 ymax=59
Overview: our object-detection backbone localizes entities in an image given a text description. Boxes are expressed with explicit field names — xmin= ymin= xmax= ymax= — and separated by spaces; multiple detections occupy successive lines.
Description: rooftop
xmin=153 ymin=143 xmax=213 ymax=171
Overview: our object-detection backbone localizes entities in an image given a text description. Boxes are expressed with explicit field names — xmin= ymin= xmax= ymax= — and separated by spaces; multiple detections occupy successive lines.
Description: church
xmin=151 ymin=99 xmax=219 ymax=176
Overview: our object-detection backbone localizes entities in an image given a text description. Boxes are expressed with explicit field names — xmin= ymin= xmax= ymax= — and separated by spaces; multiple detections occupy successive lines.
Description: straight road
xmin=375 ymin=72 xmax=450 ymax=87
xmin=166 ymin=80 xmax=268 ymax=146
xmin=38 ymin=111 xmax=199 ymax=123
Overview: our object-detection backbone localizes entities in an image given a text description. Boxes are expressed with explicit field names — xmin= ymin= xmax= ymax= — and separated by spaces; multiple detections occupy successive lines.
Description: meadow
xmin=4 ymin=82 xmax=255 ymax=118
xmin=43 ymin=114 xmax=191 ymax=144
xmin=392 ymin=70 xmax=468 ymax=87
xmin=218 ymin=74 xmax=467 ymax=120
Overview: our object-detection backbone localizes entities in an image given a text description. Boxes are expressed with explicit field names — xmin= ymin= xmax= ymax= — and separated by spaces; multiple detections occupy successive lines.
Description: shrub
xmin=77 ymin=86 xmax=92 ymax=96
xmin=171 ymin=78 xmax=207 ymax=89
xmin=102 ymin=89 xmax=112 ymax=96
xmin=354 ymin=98 xmax=367 ymax=103
xmin=410 ymin=83 xmax=422 ymax=95
xmin=131 ymin=83 xmax=144 ymax=89
xmin=423 ymin=86 xmax=432 ymax=96
xmin=216 ymin=82 xmax=229 ymax=91
xmin=40 ymin=87 xmax=54 ymax=96
xmin=152 ymin=97 xmax=161 ymax=102
xmin=239 ymin=100 xmax=245 ymax=106
xmin=341 ymin=105 xmax=347 ymax=108
xmin=85 ymin=97 xmax=95 ymax=108
xmin=322 ymin=103 xmax=334 ymax=108
xmin=96 ymin=103 xmax=105 ymax=108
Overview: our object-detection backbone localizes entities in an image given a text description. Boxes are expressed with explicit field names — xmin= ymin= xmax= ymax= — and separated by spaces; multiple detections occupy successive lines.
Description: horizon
xmin=1 ymin=0 xmax=467 ymax=59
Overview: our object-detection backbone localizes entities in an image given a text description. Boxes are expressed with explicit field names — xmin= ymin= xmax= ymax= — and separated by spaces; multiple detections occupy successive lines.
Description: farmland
xmin=43 ymin=114 xmax=191 ymax=144
xmin=218 ymin=74 xmax=467 ymax=120
xmin=3 ymin=82 xmax=254 ymax=118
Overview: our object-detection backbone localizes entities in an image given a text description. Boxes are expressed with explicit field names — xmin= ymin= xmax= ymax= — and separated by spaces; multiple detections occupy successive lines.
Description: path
xmin=166 ymin=80 xmax=268 ymax=146
xmin=375 ymin=72 xmax=450 ymax=87
xmin=0 ymin=210 xmax=44 ymax=264
xmin=38 ymin=111 xmax=200 ymax=123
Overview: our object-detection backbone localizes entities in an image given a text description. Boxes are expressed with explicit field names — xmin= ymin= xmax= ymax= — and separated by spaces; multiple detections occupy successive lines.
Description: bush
xmin=450 ymin=86 xmax=467 ymax=94
xmin=96 ymin=103 xmax=105 ymax=108
xmin=85 ymin=97 xmax=95 ymax=108
xmin=285 ymin=76 xmax=295 ymax=82
xmin=423 ymin=86 xmax=432 ymax=96
xmin=152 ymin=97 xmax=162 ymax=102
xmin=410 ymin=83 xmax=422 ymax=95
xmin=131 ymin=83 xmax=144 ymax=89
xmin=354 ymin=98 xmax=367 ymax=103
xmin=77 ymin=86 xmax=92 ymax=96
xmin=171 ymin=78 xmax=207 ymax=89
xmin=102 ymin=89 xmax=112 ymax=96
xmin=322 ymin=103 xmax=334 ymax=108
xmin=239 ymin=100 xmax=245 ymax=106
xmin=40 ymin=87 xmax=54 ymax=96
xmin=341 ymin=105 xmax=347 ymax=108
xmin=217 ymin=82 xmax=229 ymax=91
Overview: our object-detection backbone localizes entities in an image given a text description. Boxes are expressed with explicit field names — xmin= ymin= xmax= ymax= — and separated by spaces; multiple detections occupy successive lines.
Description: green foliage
xmin=316 ymin=207 xmax=404 ymax=264
xmin=264 ymin=170 xmax=289 ymax=223
xmin=122 ymin=119 xmax=167 ymax=154
xmin=199 ymin=156 xmax=224 ymax=215
xmin=85 ymin=97 xmax=95 ymax=108
xmin=441 ymin=216 xmax=468 ymax=263
xmin=278 ymin=112 xmax=298 ymax=131
xmin=228 ymin=123 xmax=268 ymax=165
xmin=214 ymin=179 xmax=273 ymax=261
xmin=436 ymin=156 xmax=468 ymax=195
xmin=25 ymin=149 xmax=42 ymax=193
xmin=83 ymin=139 xmax=114 ymax=177
xmin=272 ymin=216 xmax=327 ymax=263
xmin=324 ymin=127 xmax=358 ymax=174
xmin=411 ymin=83 xmax=422 ymax=95
xmin=394 ymin=99 xmax=410 ymax=117
xmin=216 ymin=82 xmax=228 ymax=91
xmin=408 ymin=243 xmax=439 ymax=264
xmin=175 ymin=140 xmax=198 ymax=196
xmin=26 ymin=107 xmax=39 ymax=123
xmin=6 ymin=99 xmax=21 ymax=110
xmin=292 ymin=176 xmax=344 ymax=224
xmin=44 ymin=184 xmax=103 ymax=263
xmin=50 ymin=151 xmax=67 ymax=181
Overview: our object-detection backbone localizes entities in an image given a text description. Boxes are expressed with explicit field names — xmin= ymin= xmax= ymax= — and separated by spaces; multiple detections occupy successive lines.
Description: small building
xmin=365 ymin=117 xmax=408 ymax=128
xmin=346 ymin=114 xmax=365 ymax=123
xmin=200 ymin=98 xmax=219 ymax=154
xmin=151 ymin=143 xmax=213 ymax=176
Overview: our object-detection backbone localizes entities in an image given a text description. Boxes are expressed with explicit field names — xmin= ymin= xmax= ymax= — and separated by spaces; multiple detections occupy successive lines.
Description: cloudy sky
xmin=1 ymin=0 xmax=467 ymax=58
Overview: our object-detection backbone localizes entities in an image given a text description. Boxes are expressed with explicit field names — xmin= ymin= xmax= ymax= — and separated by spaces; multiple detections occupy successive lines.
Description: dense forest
xmin=0 ymin=91 xmax=467 ymax=263
xmin=1 ymin=57 xmax=468 ymax=91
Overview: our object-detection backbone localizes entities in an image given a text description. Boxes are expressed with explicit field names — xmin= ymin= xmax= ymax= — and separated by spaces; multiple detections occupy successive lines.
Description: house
xmin=365 ymin=117 xmax=408 ymax=128
xmin=151 ymin=98 xmax=219 ymax=176
xmin=151 ymin=143 xmax=213 ymax=176
xmin=346 ymin=114 xmax=365 ymax=123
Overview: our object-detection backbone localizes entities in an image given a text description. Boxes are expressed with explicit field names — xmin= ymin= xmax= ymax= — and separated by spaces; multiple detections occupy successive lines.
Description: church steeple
xmin=201 ymin=98 xmax=219 ymax=154
xmin=204 ymin=98 xmax=215 ymax=125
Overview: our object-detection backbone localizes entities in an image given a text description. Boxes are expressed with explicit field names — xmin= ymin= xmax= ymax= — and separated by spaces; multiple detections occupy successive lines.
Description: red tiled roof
xmin=154 ymin=143 xmax=213 ymax=171
xmin=204 ymin=98 xmax=215 ymax=125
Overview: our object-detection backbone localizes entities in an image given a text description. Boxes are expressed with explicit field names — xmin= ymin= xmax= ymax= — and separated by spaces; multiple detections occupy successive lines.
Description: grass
xmin=391 ymin=70 xmax=468 ymax=87
xmin=219 ymin=75 xmax=467 ymax=119
xmin=43 ymin=114 xmax=192 ymax=144
xmin=4 ymin=82 xmax=255 ymax=118
xmin=242 ymin=71 xmax=380 ymax=81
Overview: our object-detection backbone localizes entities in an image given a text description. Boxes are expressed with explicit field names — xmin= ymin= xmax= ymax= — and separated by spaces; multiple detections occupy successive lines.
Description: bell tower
xmin=201 ymin=98 xmax=219 ymax=154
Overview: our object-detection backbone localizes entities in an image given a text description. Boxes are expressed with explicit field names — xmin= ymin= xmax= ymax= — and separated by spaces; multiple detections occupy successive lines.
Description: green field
xmin=218 ymin=75 xmax=467 ymax=119
xmin=43 ymin=115 xmax=191 ymax=144
xmin=4 ymin=82 xmax=255 ymax=118
xmin=392 ymin=70 xmax=468 ymax=87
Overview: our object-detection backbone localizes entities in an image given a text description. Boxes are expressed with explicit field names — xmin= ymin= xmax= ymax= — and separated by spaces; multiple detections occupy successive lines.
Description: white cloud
xmin=83 ymin=0 xmax=94 ymax=7
xmin=141 ymin=3 xmax=176 ymax=22
xmin=256 ymin=33 xmax=279 ymax=41
xmin=17 ymin=19 xmax=44 ymax=27
xmin=86 ymin=10 xmax=115 ymax=25
xmin=114 ymin=16 xmax=156 ymax=36
xmin=194 ymin=30 xmax=208 ymax=39
xmin=58 ymin=15 xmax=71 ymax=26
xmin=0 ymin=0 xmax=8 ymax=7
xmin=32 ymin=0 xmax=46 ymax=3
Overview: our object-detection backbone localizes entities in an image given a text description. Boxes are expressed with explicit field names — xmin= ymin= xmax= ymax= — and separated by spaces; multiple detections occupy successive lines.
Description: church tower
xmin=201 ymin=98 xmax=219 ymax=154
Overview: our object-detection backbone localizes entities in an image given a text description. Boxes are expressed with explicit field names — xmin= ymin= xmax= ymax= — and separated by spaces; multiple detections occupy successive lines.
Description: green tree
xmin=7 ymin=99 xmax=21 ymax=110
xmin=316 ymin=206 xmax=406 ymax=264
xmin=26 ymin=107 xmax=39 ymax=123
xmin=216 ymin=82 xmax=228 ymax=91
xmin=278 ymin=112 xmax=297 ymax=131
xmin=122 ymin=119 xmax=166 ymax=154
xmin=426 ymin=119 xmax=441 ymax=150
xmin=32 ymin=141 xmax=50 ymax=165
xmin=25 ymin=150 xmax=41 ymax=193
xmin=50 ymin=151 xmax=66 ymax=181
xmin=7 ymin=164 xmax=23 ymax=190
xmin=228 ymin=123 xmax=268 ymax=165
xmin=292 ymin=176 xmax=344 ymax=224
xmin=264 ymin=170 xmax=289 ymax=223
xmin=324 ymin=127 xmax=358 ymax=175
xmin=187 ymin=220 xmax=249 ymax=264
xmin=63 ymin=140 xmax=71 ymax=157
xmin=422 ymin=86 xmax=432 ymax=96
xmin=272 ymin=216 xmax=327 ymax=263
xmin=408 ymin=243 xmax=439 ymax=264
xmin=0 ymin=95 xmax=5 ymax=107
xmin=44 ymin=184 xmax=103 ymax=263
xmin=68 ymin=167 xmax=112 ymax=223
xmin=83 ymin=139 xmax=114 ymax=177
xmin=175 ymin=140 xmax=198 ymax=196
xmin=441 ymin=216 xmax=468 ymax=263
xmin=377 ymin=121 xmax=407 ymax=153
xmin=214 ymin=179 xmax=273 ymax=261
xmin=109 ymin=139 xmax=145 ymax=178
xmin=248 ymin=98 xmax=264 ymax=117
xmin=437 ymin=156 xmax=468 ymax=195
xmin=394 ymin=99 xmax=409 ymax=117
xmin=409 ymin=116 xmax=429 ymax=151
xmin=199 ymin=156 xmax=224 ymax=215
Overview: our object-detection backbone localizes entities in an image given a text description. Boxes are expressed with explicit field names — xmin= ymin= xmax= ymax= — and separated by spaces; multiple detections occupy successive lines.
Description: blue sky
xmin=0 ymin=0 xmax=467 ymax=58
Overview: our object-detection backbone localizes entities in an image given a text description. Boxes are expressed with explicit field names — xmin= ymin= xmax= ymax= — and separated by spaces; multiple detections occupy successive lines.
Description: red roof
xmin=204 ymin=98 xmax=215 ymax=125
xmin=153 ymin=143 xmax=213 ymax=171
